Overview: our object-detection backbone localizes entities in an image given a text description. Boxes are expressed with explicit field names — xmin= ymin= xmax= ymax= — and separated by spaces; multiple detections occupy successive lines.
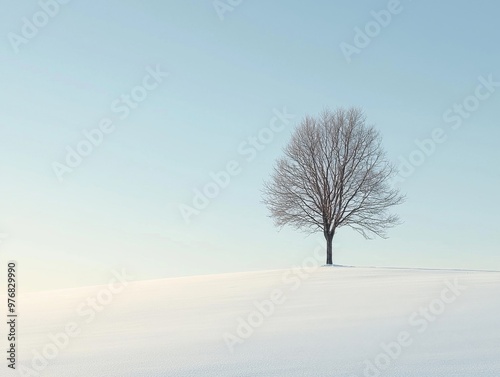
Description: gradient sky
xmin=1 ymin=1 xmax=499 ymax=292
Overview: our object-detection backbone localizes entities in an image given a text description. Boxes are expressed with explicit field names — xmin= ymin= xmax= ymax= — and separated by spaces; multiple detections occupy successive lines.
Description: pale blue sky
xmin=1 ymin=1 xmax=499 ymax=291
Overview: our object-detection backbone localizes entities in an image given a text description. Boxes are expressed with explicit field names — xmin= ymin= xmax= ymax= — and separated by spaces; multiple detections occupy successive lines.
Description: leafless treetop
xmin=263 ymin=107 xmax=404 ymax=245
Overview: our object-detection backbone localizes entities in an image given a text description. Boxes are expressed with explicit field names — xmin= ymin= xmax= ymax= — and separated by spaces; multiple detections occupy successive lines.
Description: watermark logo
xmin=18 ymin=269 xmax=131 ymax=376
xmin=393 ymin=74 xmax=499 ymax=184
xmin=213 ymin=0 xmax=243 ymax=21
xmin=354 ymin=278 xmax=466 ymax=377
xmin=8 ymin=0 xmax=72 ymax=53
xmin=340 ymin=0 xmax=405 ymax=63
xmin=51 ymin=65 xmax=168 ymax=182
xmin=223 ymin=244 xmax=325 ymax=353
xmin=178 ymin=107 xmax=295 ymax=224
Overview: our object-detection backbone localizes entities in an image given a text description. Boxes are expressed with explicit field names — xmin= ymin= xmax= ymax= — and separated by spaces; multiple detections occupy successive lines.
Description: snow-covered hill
xmin=7 ymin=266 xmax=500 ymax=376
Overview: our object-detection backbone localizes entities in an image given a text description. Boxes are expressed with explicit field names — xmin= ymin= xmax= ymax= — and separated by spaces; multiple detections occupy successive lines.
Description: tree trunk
xmin=326 ymin=233 xmax=333 ymax=265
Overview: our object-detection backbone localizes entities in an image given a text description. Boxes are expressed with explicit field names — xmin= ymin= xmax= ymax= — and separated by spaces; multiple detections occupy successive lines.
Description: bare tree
xmin=263 ymin=107 xmax=404 ymax=265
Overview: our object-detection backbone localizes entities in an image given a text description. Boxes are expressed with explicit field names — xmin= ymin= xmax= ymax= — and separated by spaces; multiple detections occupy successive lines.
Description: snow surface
xmin=4 ymin=267 xmax=500 ymax=376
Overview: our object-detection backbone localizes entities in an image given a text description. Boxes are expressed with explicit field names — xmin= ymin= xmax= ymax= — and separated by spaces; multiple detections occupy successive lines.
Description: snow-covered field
xmin=5 ymin=266 xmax=500 ymax=376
